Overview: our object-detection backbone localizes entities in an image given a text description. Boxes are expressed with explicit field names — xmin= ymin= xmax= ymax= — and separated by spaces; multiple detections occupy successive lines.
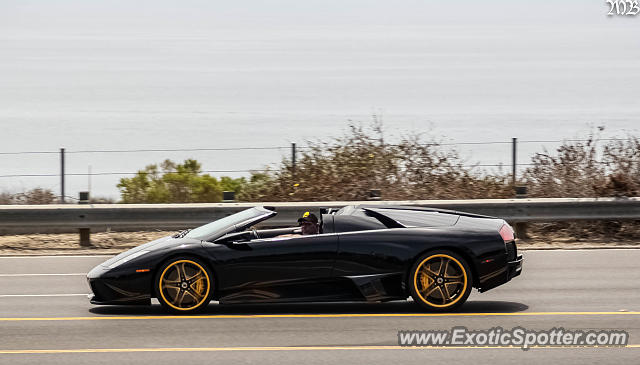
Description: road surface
xmin=0 ymin=249 xmax=639 ymax=364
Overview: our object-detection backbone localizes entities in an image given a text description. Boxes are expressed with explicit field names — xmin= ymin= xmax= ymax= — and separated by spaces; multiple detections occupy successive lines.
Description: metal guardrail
xmin=1 ymin=197 xmax=640 ymax=235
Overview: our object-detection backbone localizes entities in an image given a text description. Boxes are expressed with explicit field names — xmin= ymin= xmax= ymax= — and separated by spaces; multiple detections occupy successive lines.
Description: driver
xmin=276 ymin=211 xmax=319 ymax=238
xmin=297 ymin=212 xmax=319 ymax=235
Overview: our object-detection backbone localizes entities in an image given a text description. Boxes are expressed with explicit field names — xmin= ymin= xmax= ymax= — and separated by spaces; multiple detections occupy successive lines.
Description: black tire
xmin=409 ymin=250 xmax=472 ymax=312
xmin=155 ymin=256 xmax=213 ymax=313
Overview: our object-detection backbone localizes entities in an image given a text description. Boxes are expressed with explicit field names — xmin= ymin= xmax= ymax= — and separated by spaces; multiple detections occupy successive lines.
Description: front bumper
xmin=87 ymin=265 xmax=152 ymax=305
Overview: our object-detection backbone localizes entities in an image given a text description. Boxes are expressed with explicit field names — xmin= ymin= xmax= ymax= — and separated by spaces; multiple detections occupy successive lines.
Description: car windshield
xmin=184 ymin=208 xmax=271 ymax=240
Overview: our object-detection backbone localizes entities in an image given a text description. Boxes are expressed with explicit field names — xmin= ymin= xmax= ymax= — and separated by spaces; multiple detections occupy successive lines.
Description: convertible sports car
xmin=87 ymin=205 xmax=523 ymax=313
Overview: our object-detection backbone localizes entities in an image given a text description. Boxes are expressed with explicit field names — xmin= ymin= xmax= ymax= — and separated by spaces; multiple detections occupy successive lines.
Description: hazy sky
xmin=0 ymin=1 xmax=608 ymax=30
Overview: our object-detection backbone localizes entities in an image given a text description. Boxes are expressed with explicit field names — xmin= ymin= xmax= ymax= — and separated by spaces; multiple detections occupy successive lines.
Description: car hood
xmin=99 ymin=235 xmax=194 ymax=268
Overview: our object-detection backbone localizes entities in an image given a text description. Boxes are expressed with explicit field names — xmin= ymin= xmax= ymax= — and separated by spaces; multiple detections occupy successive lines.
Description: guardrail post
xmin=79 ymin=228 xmax=91 ymax=247
xmin=79 ymin=191 xmax=90 ymax=204
xmin=222 ymin=191 xmax=235 ymax=202
xmin=78 ymin=192 xmax=92 ymax=246
xmin=514 ymin=186 xmax=529 ymax=239
xmin=368 ymin=189 xmax=381 ymax=201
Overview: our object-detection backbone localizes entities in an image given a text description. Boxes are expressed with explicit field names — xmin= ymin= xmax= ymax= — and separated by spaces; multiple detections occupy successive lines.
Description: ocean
xmin=1 ymin=2 xmax=639 ymax=199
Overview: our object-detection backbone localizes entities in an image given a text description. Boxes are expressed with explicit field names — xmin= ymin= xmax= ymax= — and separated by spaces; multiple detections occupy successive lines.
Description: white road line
xmin=0 ymin=273 xmax=86 ymax=277
xmin=0 ymin=294 xmax=89 ymax=298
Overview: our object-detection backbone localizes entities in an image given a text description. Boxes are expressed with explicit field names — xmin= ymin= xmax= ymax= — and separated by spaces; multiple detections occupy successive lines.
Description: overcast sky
xmin=0 ymin=0 xmax=623 ymax=33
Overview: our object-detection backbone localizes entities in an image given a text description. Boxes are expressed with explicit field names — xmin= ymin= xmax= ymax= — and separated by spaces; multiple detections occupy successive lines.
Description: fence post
xmin=511 ymin=137 xmax=517 ymax=194
xmin=60 ymin=148 xmax=65 ymax=203
xmin=291 ymin=142 xmax=296 ymax=178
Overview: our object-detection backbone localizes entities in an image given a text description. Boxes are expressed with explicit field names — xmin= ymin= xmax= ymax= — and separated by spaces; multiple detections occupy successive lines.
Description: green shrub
xmin=117 ymin=159 xmax=246 ymax=203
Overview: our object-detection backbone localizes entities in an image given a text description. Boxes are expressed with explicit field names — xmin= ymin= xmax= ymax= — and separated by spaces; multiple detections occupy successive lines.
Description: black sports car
xmin=87 ymin=205 xmax=523 ymax=313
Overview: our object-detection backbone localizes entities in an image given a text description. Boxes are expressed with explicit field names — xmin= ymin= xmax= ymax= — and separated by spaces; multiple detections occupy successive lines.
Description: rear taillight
xmin=499 ymin=224 xmax=515 ymax=242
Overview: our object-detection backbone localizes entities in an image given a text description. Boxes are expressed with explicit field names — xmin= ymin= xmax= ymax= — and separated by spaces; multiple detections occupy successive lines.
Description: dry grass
xmin=239 ymin=122 xmax=513 ymax=202
xmin=0 ymin=188 xmax=56 ymax=204
xmin=0 ymin=231 xmax=172 ymax=255
xmin=521 ymin=131 xmax=640 ymax=240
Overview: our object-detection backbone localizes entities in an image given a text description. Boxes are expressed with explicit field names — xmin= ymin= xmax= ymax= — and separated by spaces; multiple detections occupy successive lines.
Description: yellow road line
xmin=1 ymin=345 xmax=639 ymax=354
xmin=0 ymin=311 xmax=639 ymax=321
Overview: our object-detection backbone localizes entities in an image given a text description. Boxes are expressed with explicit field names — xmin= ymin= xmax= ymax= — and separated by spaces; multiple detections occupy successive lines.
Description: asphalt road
xmin=0 ymin=249 xmax=639 ymax=364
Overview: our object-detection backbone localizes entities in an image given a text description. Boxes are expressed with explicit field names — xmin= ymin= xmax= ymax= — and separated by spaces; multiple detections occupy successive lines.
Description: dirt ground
xmin=0 ymin=230 xmax=639 ymax=256
xmin=0 ymin=231 xmax=172 ymax=256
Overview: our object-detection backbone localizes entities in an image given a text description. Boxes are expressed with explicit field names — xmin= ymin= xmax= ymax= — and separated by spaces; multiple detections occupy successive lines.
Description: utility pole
xmin=60 ymin=148 xmax=65 ymax=203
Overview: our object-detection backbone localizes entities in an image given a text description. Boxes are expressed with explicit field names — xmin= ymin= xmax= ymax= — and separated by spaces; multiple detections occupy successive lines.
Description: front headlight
xmin=108 ymin=250 xmax=150 ymax=269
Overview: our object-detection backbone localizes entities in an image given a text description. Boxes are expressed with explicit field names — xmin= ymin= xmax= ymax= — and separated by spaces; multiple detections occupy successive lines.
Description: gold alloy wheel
xmin=158 ymin=259 xmax=211 ymax=311
xmin=413 ymin=254 xmax=468 ymax=308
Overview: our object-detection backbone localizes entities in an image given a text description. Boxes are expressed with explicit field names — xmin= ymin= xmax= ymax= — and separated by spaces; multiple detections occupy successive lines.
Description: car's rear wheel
xmin=155 ymin=257 xmax=213 ymax=313
xmin=409 ymin=250 xmax=472 ymax=311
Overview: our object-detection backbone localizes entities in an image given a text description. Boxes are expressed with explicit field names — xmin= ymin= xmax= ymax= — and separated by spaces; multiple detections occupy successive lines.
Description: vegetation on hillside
xmin=238 ymin=123 xmax=513 ymax=201
xmin=6 ymin=122 xmax=640 ymax=240
xmin=117 ymin=159 xmax=246 ymax=203
xmin=0 ymin=188 xmax=57 ymax=205
xmin=116 ymin=123 xmax=640 ymax=240
xmin=117 ymin=124 xmax=640 ymax=205
xmin=520 ymin=131 xmax=640 ymax=239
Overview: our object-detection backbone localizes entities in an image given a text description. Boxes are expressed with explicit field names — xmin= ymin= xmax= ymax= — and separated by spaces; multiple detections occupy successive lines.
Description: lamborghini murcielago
xmin=87 ymin=205 xmax=523 ymax=313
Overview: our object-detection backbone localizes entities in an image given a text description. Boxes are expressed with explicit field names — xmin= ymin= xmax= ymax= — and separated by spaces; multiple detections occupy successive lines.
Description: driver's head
xmin=298 ymin=212 xmax=319 ymax=235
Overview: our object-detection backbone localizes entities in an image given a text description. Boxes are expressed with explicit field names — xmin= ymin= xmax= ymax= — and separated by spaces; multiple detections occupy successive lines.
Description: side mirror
xmin=213 ymin=233 xmax=252 ymax=250
xmin=228 ymin=241 xmax=251 ymax=250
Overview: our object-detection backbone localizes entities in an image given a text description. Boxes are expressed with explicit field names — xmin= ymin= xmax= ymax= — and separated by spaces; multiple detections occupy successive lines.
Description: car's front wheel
xmin=155 ymin=256 xmax=213 ymax=313
xmin=409 ymin=250 xmax=472 ymax=311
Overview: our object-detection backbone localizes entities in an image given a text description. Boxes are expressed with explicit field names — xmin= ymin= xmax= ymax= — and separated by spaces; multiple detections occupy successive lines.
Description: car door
xmin=207 ymin=233 xmax=338 ymax=302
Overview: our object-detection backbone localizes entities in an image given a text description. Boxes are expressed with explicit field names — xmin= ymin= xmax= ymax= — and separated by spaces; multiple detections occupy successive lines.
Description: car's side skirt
xmin=215 ymin=273 xmax=407 ymax=305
